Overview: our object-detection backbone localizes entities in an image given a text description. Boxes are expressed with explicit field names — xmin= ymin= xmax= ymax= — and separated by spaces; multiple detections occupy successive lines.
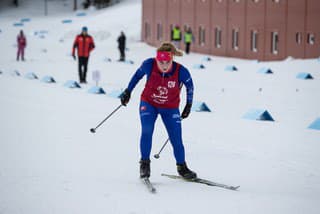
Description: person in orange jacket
xmin=72 ymin=26 xmax=95 ymax=83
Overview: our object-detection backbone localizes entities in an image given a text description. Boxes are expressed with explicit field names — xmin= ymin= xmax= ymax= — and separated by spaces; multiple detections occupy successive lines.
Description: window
xmin=214 ymin=27 xmax=222 ymax=48
xmin=232 ymin=28 xmax=239 ymax=50
xmin=157 ymin=23 xmax=163 ymax=41
xmin=271 ymin=32 xmax=279 ymax=55
xmin=251 ymin=30 xmax=258 ymax=52
xmin=144 ymin=22 xmax=151 ymax=40
xmin=296 ymin=32 xmax=302 ymax=45
xmin=307 ymin=33 xmax=315 ymax=45
xmin=199 ymin=26 xmax=206 ymax=46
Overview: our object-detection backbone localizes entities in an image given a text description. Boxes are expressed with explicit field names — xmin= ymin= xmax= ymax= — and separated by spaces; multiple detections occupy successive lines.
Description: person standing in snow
xmin=17 ymin=30 xmax=26 ymax=61
xmin=117 ymin=31 xmax=126 ymax=61
xmin=120 ymin=42 xmax=197 ymax=179
xmin=171 ymin=25 xmax=182 ymax=49
xmin=72 ymin=26 xmax=95 ymax=83
xmin=184 ymin=27 xmax=193 ymax=54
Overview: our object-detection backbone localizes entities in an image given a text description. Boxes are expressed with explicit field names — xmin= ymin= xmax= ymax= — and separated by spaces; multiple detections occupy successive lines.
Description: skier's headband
xmin=156 ymin=51 xmax=173 ymax=62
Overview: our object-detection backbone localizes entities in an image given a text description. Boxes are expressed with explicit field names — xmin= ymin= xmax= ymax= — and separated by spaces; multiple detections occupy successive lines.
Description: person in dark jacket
xmin=120 ymin=42 xmax=197 ymax=180
xmin=72 ymin=26 xmax=95 ymax=83
xmin=117 ymin=31 xmax=126 ymax=61
xmin=17 ymin=30 xmax=26 ymax=61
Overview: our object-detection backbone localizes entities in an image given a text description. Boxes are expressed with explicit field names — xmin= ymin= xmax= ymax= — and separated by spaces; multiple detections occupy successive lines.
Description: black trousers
xmin=78 ymin=57 xmax=89 ymax=82
xmin=119 ymin=47 xmax=125 ymax=61
xmin=185 ymin=43 xmax=191 ymax=54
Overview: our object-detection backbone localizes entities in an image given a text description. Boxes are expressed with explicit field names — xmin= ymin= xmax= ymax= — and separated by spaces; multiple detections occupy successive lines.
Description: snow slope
xmin=1 ymin=0 xmax=320 ymax=213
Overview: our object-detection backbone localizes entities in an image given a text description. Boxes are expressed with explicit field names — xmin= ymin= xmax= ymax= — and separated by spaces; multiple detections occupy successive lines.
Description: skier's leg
xmin=160 ymin=108 xmax=185 ymax=164
xmin=17 ymin=48 xmax=21 ymax=61
xmin=121 ymin=48 xmax=125 ymax=61
xmin=21 ymin=48 xmax=25 ymax=60
xmin=160 ymin=108 xmax=196 ymax=178
xmin=83 ymin=57 xmax=89 ymax=82
xmin=78 ymin=57 xmax=83 ymax=82
xmin=139 ymin=101 xmax=158 ymax=160
xmin=186 ymin=43 xmax=190 ymax=54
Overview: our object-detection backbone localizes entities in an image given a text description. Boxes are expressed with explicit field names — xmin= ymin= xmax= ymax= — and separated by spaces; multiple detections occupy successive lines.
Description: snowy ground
xmin=1 ymin=0 xmax=320 ymax=213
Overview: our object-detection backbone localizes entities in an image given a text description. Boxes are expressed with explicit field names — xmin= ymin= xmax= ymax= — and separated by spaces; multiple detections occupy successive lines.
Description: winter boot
xmin=177 ymin=162 xmax=197 ymax=179
xmin=140 ymin=159 xmax=150 ymax=178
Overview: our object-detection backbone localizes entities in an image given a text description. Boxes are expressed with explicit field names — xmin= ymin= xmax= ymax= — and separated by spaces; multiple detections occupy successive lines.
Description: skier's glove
xmin=72 ymin=54 xmax=76 ymax=60
xmin=181 ymin=103 xmax=192 ymax=119
xmin=120 ymin=88 xmax=131 ymax=106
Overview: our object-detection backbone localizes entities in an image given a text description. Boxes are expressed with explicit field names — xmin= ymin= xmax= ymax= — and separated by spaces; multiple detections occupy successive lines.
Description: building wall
xmin=194 ymin=0 xmax=211 ymax=54
xmin=142 ymin=0 xmax=154 ymax=44
xmin=305 ymin=0 xmax=320 ymax=58
xmin=286 ymin=0 xmax=306 ymax=59
xmin=154 ymin=0 xmax=167 ymax=47
xmin=210 ymin=0 xmax=228 ymax=56
xmin=264 ymin=0 xmax=287 ymax=61
xmin=246 ymin=0 xmax=266 ymax=60
xmin=141 ymin=0 xmax=320 ymax=61
xmin=227 ymin=0 xmax=246 ymax=58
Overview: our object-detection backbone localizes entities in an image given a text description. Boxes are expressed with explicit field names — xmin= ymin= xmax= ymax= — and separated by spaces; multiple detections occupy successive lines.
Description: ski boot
xmin=177 ymin=162 xmax=197 ymax=179
xmin=140 ymin=159 xmax=150 ymax=178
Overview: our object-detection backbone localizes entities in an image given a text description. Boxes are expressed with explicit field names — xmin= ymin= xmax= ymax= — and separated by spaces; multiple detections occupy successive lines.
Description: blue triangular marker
xmin=202 ymin=56 xmax=212 ymax=62
xmin=308 ymin=118 xmax=320 ymax=130
xmin=88 ymin=86 xmax=106 ymax=94
xmin=108 ymin=90 xmax=122 ymax=98
xmin=258 ymin=67 xmax=273 ymax=74
xmin=64 ymin=80 xmax=81 ymax=88
xmin=41 ymin=76 xmax=56 ymax=83
xmin=193 ymin=64 xmax=206 ymax=69
xmin=25 ymin=72 xmax=38 ymax=80
xmin=225 ymin=65 xmax=238 ymax=71
xmin=191 ymin=101 xmax=211 ymax=112
xmin=296 ymin=72 xmax=313 ymax=79
xmin=243 ymin=109 xmax=275 ymax=121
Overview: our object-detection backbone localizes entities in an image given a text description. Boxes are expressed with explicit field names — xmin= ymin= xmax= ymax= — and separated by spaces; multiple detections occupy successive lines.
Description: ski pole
xmin=153 ymin=137 xmax=170 ymax=159
xmin=153 ymin=116 xmax=187 ymax=159
xmin=90 ymin=104 xmax=122 ymax=133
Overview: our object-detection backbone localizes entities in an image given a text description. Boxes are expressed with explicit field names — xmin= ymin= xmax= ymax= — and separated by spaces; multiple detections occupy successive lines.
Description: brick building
xmin=142 ymin=0 xmax=320 ymax=61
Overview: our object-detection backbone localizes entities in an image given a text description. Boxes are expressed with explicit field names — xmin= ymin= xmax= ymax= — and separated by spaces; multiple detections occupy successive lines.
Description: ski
xmin=141 ymin=177 xmax=156 ymax=193
xmin=161 ymin=173 xmax=240 ymax=191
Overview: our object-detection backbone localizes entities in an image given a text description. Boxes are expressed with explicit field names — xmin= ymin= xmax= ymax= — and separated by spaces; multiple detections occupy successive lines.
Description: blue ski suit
xmin=126 ymin=58 xmax=194 ymax=164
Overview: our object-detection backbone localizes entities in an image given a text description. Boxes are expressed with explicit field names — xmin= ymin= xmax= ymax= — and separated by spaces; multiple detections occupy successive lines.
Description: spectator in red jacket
xmin=17 ymin=30 xmax=26 ymax=61
xmin=72 ymin=26 xmax=95 ymax=83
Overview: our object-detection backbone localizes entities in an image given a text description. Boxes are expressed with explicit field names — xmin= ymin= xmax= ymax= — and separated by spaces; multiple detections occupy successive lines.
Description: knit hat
xmin=157 ymin=42 xmax=183 ymax=57
xmin=82 ymin=26 xmax=88 ymax=32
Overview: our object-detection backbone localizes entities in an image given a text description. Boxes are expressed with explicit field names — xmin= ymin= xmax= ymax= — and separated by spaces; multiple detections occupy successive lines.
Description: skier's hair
xmin=157 ymin=42 xmax=183 ymax=57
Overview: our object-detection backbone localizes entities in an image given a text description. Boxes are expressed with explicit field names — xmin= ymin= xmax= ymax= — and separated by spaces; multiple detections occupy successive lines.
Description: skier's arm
xmin=72 ymin=36 xmax=78 ymax=56
xmin=127 ymin=58 xmax=153 ymax=92
xmin=89 ymin=36 xmax=95 ymax=52
xmin=121 ymin=59 xmax=152 ymax=106
xmin=179 ymin=66 xmax=194 ymax=105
